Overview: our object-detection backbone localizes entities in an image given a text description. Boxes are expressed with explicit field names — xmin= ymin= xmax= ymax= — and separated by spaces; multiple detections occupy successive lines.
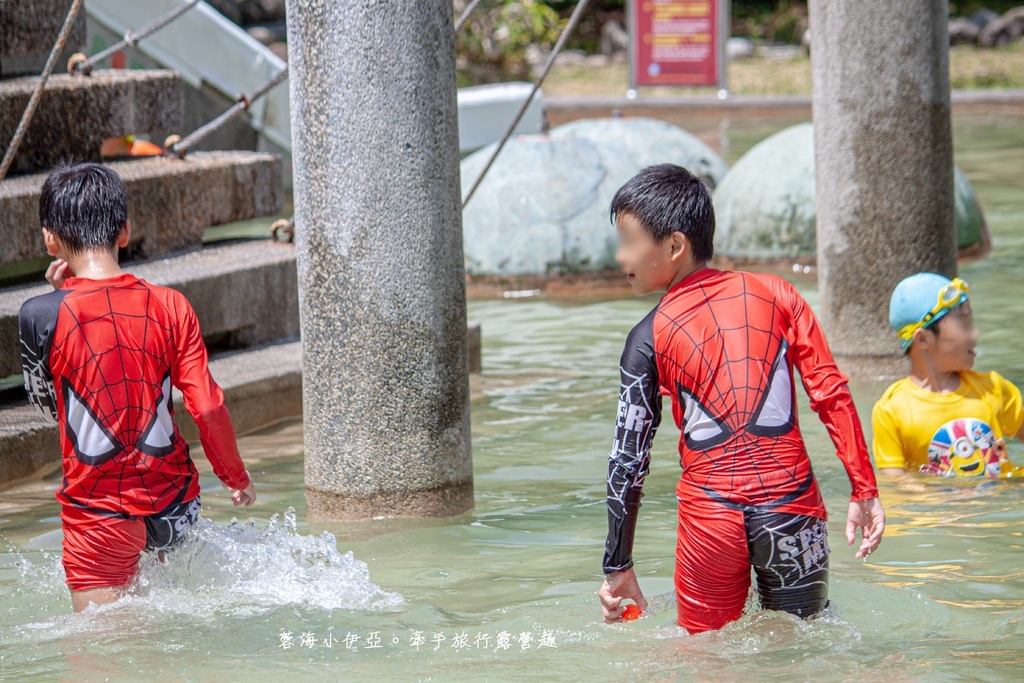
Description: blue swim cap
xmin=889 ymin=272 xmax=969 ymax=351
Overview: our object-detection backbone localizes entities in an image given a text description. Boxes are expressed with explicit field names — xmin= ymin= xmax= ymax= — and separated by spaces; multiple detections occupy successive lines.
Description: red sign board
xmin=629 ymin=0 xmax=725 ymax=88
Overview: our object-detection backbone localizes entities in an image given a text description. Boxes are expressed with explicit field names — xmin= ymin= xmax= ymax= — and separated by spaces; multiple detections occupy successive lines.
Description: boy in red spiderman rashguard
xmin=18 ymin=163 xmax=256 ymax=612
xmin=596 ymin=165 xmax=885 ymax=634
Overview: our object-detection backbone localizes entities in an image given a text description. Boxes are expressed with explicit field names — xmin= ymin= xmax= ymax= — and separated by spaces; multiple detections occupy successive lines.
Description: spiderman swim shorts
xmin=674 ymin=498 xmax=829 ymax=632
xmin=61 ymin=496 xmax=201 ymax=591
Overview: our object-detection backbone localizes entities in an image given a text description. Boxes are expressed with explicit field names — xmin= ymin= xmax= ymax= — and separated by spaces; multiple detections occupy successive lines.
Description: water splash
xmin=132 ymin=507 xmax=403 ymax=614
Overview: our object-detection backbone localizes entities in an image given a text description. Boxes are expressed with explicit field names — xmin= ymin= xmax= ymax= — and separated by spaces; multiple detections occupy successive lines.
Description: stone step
xmin=0 ymin=403 xmax=61 ymax=492
xmin=0 ymin=70 xmax=183 ymax=175
xmin=0 ymin=239 xmax=300 ymax=380
xmin=0 ymin=1 xmax=86 ymax=73
xmin=0 ymin=151 xmax=283 ymax=269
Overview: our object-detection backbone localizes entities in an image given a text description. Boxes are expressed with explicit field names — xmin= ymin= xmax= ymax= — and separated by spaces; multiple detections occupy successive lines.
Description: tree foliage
xmin=455 ymin=0 xmax=563 ymax=83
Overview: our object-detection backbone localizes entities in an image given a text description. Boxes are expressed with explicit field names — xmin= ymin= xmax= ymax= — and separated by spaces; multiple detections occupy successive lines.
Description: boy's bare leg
xmin=71 ymin=586 xmax=125 ymax=612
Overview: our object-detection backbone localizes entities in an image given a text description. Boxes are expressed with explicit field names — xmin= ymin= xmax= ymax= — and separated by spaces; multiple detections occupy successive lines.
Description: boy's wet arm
xmin=604 ymin=326 xmax=662 ymax=574
xmin=18 ymin=292 xmax=67 ymax=424
xmin=169 ymin=293 xmax=250 ymax=491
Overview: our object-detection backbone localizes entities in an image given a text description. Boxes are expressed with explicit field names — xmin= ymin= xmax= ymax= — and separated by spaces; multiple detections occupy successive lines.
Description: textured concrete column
xmin=286 ymin=1 xmax=473 ymax=519
xmin=810 ymin=0 xmax=956 ymax=376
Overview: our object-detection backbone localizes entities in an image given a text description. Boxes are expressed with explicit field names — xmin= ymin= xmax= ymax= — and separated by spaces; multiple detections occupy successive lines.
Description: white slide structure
xmin=85 ymin=0 xmax=545 ymax=154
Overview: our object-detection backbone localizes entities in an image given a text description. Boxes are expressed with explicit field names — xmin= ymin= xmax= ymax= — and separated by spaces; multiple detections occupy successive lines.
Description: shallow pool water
xmin=1 ymin=114 xmax=1023 ymax=682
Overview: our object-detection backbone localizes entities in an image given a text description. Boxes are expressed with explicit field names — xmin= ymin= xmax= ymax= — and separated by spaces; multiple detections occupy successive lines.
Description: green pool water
xmin=1 ymin=114 xmax=1023 ymax=682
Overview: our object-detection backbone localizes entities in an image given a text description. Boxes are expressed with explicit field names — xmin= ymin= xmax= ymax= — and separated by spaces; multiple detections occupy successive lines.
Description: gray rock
xmin=979 ymin=7 xmax=1024 ymax=47
xmin=949 ymin=17 xmax=981 ymax=45
xmin=461 ymin=117 xmax=729 ymax=275
xmin=713 ymin=123 xmax=985 ymax=259
xmin=462 ymin=136 xmax=610 ymax=276
xmin=954 ymin=165 xmax=988 ymax=252
xmin=553 ymin=117 xmax=728 ymax=188
xmin=554 ymin=49 xmax=587 ymax=66
xmin=969 ymin=8 xmax=1002 ymax=31
xmin=713 ymin=123 xmax=817 ymax=259
xmin=757 ymin=44 xmax=805 ymax=61
xmin=247 ymin=26 xmax=277 ymax=46
xmin=728 ymin=36 xmax=755 ymax=60
xmin=600 ymin=19 xmax=629 ymax=56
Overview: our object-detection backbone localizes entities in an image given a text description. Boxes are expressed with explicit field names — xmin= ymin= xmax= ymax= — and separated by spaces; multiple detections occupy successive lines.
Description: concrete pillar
xmin=286 ymin=1 xmax=473 ymax=519
xmin=809 ymin=0 xmax=956 ymax=375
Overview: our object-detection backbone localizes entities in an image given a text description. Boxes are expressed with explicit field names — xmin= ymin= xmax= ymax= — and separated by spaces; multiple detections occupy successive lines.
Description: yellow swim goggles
xmin=896 ymin=277 xmax=969 ymax=343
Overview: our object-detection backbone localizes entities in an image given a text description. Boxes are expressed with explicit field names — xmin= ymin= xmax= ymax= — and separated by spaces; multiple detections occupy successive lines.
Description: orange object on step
xmin=128 ymin=139 xmax=163 ymax=156
xmin=621 ymin=604 xmax=642 ymax=621
xmin=101 ymin=136 xmax=163 ymax=159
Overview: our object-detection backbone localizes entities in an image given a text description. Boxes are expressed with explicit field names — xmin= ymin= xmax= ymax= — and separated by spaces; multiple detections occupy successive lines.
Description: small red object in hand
xmin=621 ymin=603 xmax=642 ymax=621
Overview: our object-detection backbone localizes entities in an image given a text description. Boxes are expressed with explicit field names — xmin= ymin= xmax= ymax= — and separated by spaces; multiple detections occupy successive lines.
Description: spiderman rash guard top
xmin=603 ymin=267 xmax=878 ymax=633
xmin=20 ymin=273 xmax=250 ymax=589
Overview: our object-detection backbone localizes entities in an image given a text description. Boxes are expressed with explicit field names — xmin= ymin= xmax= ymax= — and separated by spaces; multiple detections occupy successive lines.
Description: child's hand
xmin=599 ymin=568 xmax=648 ymax=623
xmin=45 ymin=258 xmax=70 ymax=289
xmin=231 ymin=481 xmax=256 ymax=507
xmin=846 ymin=496 xmax=885 ymax=559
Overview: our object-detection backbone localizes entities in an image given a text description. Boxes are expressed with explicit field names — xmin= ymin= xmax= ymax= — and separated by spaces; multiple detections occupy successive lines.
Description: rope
xmin=455 ymin=0 xmax=484 ymax=32
xmin=462 ymin=0 xmax=591 ymax=209
xmin=0 ymin=0 xmax=85 ymax=180
xmin=169 ymin=66 xmax=289 ymax=158
xmin=71 ymin=0 xmax=201 ymax=75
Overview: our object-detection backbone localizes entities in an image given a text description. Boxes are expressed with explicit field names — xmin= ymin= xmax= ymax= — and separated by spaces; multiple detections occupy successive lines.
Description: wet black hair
xmin=39 ymin=162 xmax=128 ymax=253
xmin=609 ymin=163 xmax=715 ymax=263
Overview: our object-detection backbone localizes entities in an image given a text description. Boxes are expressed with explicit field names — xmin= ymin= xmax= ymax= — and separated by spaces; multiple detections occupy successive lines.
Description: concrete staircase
xmin=0 ymin=0 xmax=297 ymax=489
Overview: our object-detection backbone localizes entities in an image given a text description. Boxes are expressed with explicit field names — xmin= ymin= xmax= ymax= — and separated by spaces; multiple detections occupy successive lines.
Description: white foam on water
xmin=132 ymin=507 xmax=404 ymax=615
xmin=2 ymin=508 xmax=402 ymax=642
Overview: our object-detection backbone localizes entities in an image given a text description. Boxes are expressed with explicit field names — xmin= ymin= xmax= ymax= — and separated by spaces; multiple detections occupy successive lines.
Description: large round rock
xmin=460 ymin=136 xmax=615 ymax=275
xmin=713 ymin=122 xmax=987 ymax=259
xmin=551 ymin=117 xmax=729 ymax=189
xmin=461 ymin=117 xmax=728 ymax=275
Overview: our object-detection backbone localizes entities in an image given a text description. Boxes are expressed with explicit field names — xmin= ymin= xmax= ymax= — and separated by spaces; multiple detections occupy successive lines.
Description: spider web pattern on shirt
xmin=49 ymin=282 xmax=196 ymax=517
xmin=654 ymin=273 xmax=814 ymax=510
xmin=607 ymin=366 xmax=658 ymax=517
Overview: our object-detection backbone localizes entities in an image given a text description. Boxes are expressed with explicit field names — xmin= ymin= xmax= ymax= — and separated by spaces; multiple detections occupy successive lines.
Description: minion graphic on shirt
xmin=924 ymin=418 xmax=1003 ymax=477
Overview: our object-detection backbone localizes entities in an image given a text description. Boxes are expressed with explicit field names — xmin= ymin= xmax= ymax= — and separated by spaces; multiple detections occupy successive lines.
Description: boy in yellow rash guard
xmin=873 ymin=273 xmax=1024 ymax=478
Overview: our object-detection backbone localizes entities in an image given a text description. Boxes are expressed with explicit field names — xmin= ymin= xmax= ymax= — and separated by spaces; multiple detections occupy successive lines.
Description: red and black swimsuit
xmin=19 ymin=273 xmax=250 ymax=524
xmin=603 ymin=267 xmax=878 ymax=632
